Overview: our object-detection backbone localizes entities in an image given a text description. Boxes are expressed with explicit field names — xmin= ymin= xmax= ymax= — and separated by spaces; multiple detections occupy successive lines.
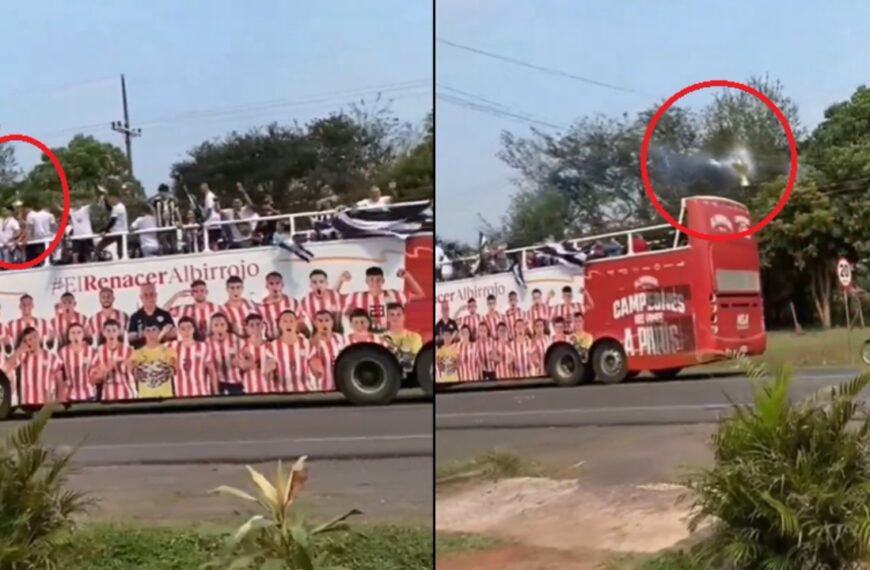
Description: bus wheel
xmin=652 ymin=368 xmax=682 ymax=380
xmin=0 ymin=374 xmax=11 ymax=420
xmin=862 ymin=341 xmax=870 ymax=365
xmin=336 ymin=347 xmax=403 ymax=405
xmin=592 ymin=341 xmax=629 ymax=384
xmin=415 ymin=346 xmax=434 ymax=398
xmin=546 ymin=344 xmax=585 ymax=387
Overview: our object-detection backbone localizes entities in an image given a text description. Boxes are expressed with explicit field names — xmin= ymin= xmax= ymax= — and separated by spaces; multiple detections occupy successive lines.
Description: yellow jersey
xmin=130 ymin=345 xmax=177 ymax=399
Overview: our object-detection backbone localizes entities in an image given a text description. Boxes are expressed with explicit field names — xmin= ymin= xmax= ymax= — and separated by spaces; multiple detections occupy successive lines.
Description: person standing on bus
xmin=456 ymin=325 xmax=480 ymax=382
xmin=87 ymin=287 xmax=130 ymax=345
xmin=20 ymin=204 xmax=55 ymax=262
xmin=11 ymin=327 xmax=62 ymax=406
xmin=58 ymin=323 xmax=95 ymax=402
xmin=94 ymin=190 xmax=128 ymax=260
xmin=237 ymin=314 xmax=278 ymax=394
xmin=307 ymin=309 xmax=345 ymax=392
xmin=151 ymin=183 xmax=180 ymax=255
xmin=171 ymin=317 xmax=216 ymax=397
xmin=89 ymin=319 xmax=135 ymax=401
xmin=0 ymin=205 xmax=20 ymax=264
xmin=301 ymin=269 xmax=349 ymax=333
xmin=128 ymin=283 xmax=175 ymax=349
xmin=345 ymin=266 xmax=424 ymax=333
xmin=201 ymin=182 xmax=222 ymax=250
xmin=554 ymin=286 xmax=583 ymax=331
xmin=492 ymin=322 xmax=514 ymax=379
xmin=260 ymin=271 xmax=307 ymax=339
xmin=130 ymin=205 xmax=161 ymax=258
xmin=164 ymin=280 xmax=220 ymax=341
xmin=53 ymin=292 xmax=86 ymax=348
xmin=268 ymin=310 xmax=311 ymax=393
xmin=511 ymin=319 xmax=536 ymax=378
xmin=6 ymin=294 xmax=53 ymax=351
xmin=207 ymin=312 xmax=243 ymax=395
xmin=68 ymin=197 xmax=95 ymax=263
xmin=223 ymin=276 xmax=261 ymax=337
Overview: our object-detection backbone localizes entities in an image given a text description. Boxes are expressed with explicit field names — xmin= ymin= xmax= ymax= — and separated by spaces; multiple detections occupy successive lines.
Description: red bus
xmin=434 ymin=196 xmax=765 ymax=386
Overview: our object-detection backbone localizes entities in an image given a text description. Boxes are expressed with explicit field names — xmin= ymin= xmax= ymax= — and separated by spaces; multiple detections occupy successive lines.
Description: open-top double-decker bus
xmin=0 ymin=201 xmax=433 ymax=419
xmin=434 ymin=196 xmax=765 ymax=387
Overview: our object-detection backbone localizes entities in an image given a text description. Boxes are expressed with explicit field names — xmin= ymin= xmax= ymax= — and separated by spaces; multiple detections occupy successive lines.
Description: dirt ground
xmin=68 ymin=457 xmax=433 ymax=527
xmin=435 ymin=424 xmax=718 ymax=569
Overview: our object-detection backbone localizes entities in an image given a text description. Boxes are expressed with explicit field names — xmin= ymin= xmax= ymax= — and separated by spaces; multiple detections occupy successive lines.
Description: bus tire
xmin=546 ymin=343 xmax=585 ymax=387
xmin=652 ymin=368 xmax=682 ymax=380
xmin=592 ymin=340 xmax=629 ymax=384
xmin=625 ymin=371 xmax=640 ymax=380
xmin=336 ymin=346 xmax=403 ymax=406
xmin=415 ymin=346 xmax=434 ymax=398
xmin=0 ymin=373 xmax=11 ymax=420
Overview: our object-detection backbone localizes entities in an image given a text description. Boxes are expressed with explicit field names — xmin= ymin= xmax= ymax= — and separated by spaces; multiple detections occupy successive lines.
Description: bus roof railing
xmin=16 ymin=199 xmax=431 ymax=267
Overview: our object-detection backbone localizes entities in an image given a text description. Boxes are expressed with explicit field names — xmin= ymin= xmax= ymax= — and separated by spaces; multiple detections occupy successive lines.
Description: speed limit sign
xmin=838 ymin=258 xmax=853 ymax=288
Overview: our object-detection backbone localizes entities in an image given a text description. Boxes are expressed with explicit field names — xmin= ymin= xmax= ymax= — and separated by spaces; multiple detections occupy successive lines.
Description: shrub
xmin=684 ymin=364 xmax=870 ymax=569
xmin=204 ymin=456 xmax=362 ymax=570
xmin=0 ymin=405 xmax=89 ymax=569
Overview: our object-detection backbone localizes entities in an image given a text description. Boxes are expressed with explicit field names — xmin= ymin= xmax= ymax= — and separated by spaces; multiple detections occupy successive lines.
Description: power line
xmin=437 ymin=37 xmax=649 ymax=96
xmin=436 ymin=90 xmax=566 ymax=130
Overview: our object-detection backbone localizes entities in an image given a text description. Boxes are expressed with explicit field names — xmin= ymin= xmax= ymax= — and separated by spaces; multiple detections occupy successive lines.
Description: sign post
xmin=837 ymin=258 xmax=853 ymax=363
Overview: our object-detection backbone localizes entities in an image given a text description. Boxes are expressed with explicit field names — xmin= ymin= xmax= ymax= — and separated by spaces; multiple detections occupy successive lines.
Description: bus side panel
xmin=585 ymin=249 xmax=702 ymax=372
xmin=405 ymin=235 xmax=434 ymax=344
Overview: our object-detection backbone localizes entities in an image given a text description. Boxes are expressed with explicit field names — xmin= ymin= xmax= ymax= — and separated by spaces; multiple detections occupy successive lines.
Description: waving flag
xmin=312 ymin=202 xmax=432 ymax=241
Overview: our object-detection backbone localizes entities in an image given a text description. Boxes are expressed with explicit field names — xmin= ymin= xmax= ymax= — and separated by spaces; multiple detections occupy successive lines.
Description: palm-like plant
xmin=685 ymin=362 xmax=870 ymax=569
xmin=0 ymin=404 xmax=89 ymax=569
xmin=205 ymin=456 xmax=362 ymax=570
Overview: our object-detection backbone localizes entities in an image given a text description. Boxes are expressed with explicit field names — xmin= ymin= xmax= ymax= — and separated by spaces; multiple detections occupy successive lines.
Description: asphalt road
xmin=12 ymin=399 xmax=433 ymax=466
xmin=436 ymin=368 xmax=862 ymax=430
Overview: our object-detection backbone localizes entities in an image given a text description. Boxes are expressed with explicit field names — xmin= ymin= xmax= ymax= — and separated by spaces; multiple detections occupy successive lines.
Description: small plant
xmin=0 ymin=404 xmax=90 ymax=569
xmin=684 ymin=363 xmax=870 ymax=569
xmin=204 ymin=456 xmax=362 ymax=570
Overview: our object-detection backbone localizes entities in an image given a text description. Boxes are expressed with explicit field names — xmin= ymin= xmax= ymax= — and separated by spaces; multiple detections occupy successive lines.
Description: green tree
xmin=379 ymin=111 xmax=433 ymax=201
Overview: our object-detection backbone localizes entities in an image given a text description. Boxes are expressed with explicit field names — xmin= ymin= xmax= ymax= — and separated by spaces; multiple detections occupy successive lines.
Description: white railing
xmin=13 ymin=199 xmax=431 ymax=268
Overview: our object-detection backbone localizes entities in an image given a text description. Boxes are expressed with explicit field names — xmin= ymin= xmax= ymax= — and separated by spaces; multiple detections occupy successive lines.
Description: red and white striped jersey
xmin=170 ymin=341 xmax=212 ymax=397
xmin=17 ymin=350 xmax=61 ymax=405
xmin=477 ymin=338 xmax=495 ymax=372
xmin=492 ymin=339 xmax=514 ymax=380
xmin=344 ymin=289 xmax=407 ymax=331
xmin=260 ymin=295 xmax=308 ymax=339
xmin=307 ymin=334 xmax=345 ymax=392
xmin=301 ymin=290 xmax=346 ymax=322
xmin=482 ymin=312 xmax=503 ymax=339
xmin=52 ymin=312 xmax=87 ymax=345
xmin=58 ymin=345 xmax=94 ymax=401
xmin=238 ymin=341 xmax=277 ymax=394
xmin=87 ymin=309 xmax=130 ymax=343
xmin=458 ymin=313 xmax=486 ymax=337
xmin=504 ymin=307 xmax=527 ymax=336
xmin=223 ymin=300 xmax=262 ymax=336
xmin=208 ymin=335 xmax=242 ymax=385
xmin=510 ymin=337 xmax=536 ymax=378
xmin=531 ymin=336 xmax=551 ymax=376
xmin=268 ymin=337 xmax=311 ymax=393
xmin=527 ymin=304 xmax=552 ymax=326
xmin=346 ymin=332 xmax=387 ymax=346
xmin=90 ymin=344 xmax=136 ymax=401
xmin=553 ymin=302 xmax=583 ymax=329
xmin=170 ymin=302 xmax=220 ymax=339
xmin=457 ymin=341 xmax=481 ymax=382
xmin=6 ymin=317 xmax=52 ymax=348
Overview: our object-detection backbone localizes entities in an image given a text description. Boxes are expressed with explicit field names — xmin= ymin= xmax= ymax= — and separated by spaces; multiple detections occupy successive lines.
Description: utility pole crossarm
xmin=110 ymin=74 xmax=141 ymax=176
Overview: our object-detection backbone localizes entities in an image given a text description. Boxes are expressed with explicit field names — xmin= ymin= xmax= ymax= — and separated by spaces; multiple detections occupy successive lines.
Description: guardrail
xmin=12 ymin=199 xmax=431 ymax=268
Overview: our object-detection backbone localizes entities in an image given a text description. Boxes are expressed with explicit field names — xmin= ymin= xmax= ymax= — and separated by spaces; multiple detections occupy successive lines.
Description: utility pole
xmin=111 ymin=74 xmax=141 ymax=176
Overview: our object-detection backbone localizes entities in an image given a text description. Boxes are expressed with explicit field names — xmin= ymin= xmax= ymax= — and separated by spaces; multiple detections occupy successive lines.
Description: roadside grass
xmin=436 ymin=448 xmax=539 ymax=487
xmin=435 ymin=532 xmax=502 ymax=559
xmin=604 ymin=552 xmax=700 ymax=570
xmin=57 ymin=523 xmax=432 ymax=570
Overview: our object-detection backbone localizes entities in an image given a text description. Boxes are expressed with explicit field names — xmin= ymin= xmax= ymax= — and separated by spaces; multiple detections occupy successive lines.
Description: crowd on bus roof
xmin=0 ymin=181 xmax=398 ymax=267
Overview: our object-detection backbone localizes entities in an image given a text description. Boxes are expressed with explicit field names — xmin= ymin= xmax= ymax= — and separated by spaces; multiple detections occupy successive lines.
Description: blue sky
xmin=1 ymin=0 xmax=432 ymax=195
xmin=436 ymin=0 xmax=870 ymax=241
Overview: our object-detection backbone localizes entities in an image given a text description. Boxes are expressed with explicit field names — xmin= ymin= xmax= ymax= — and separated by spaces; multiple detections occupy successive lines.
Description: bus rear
xmin=682 ymin=197 xmax=766 ymax=362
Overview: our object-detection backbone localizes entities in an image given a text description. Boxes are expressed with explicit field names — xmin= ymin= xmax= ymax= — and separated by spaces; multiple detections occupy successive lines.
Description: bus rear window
xmin=715 ymin=269 xmax=760 ymax=294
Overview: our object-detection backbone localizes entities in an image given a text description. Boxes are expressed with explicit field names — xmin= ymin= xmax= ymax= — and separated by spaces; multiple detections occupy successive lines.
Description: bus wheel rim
xmin=558 ymin=355 xmax=576 ymax=376
xmin=352 ymin=361 xmax=387 ymax=394
xmin=600 ymin=349 xmax=623 ymax=376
